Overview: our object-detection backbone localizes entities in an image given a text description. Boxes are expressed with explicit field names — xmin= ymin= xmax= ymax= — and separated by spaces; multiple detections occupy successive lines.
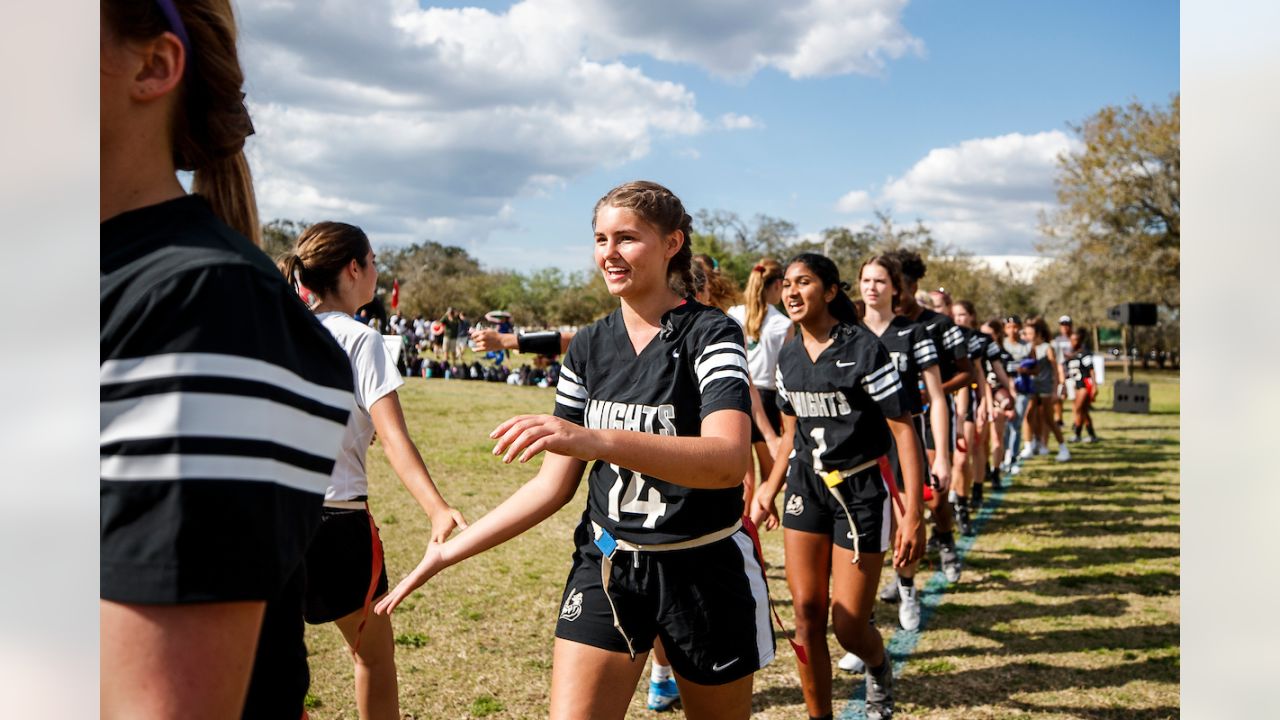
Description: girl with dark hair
xmin=100 ymin=2 xmax=357 ymax=716
xmin=377 ymin=181 xmax=772 ymax=720
xmin=1065 ymin=327 xmax=1099 ymax=443
xmin=280 ymin=222 xmax=468 ymax=720
xmin=750 ymin=253 xmax=926 ymax=720
xmin=981 ymin=319 xmax=1017 ymax=488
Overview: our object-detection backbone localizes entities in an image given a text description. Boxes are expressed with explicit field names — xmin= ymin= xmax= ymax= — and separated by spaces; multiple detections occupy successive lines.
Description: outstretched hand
xmin=429 ymin=506 xmax=469 ymax=544
xmin=374 ymin=541 xmax=448 ymax=615
xmin=489 ymin=414 xmax=598 ymax=464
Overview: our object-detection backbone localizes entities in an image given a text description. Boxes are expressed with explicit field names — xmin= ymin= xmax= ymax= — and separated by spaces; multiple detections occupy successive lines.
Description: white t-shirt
xmin=318 ymin=311 xmax=405 ymax=501
xmin=727 ymin=303 xmax=792 ymax=390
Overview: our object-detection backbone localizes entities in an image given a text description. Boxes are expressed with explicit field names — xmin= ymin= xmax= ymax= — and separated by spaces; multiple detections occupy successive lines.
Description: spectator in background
xmin=439 ymin=308 xmax=461 ymax=362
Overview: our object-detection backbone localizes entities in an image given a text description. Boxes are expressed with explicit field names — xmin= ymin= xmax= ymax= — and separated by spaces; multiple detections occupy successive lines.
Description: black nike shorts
xmin=554 ymin=517 xmax=775 ymax=685
xmin=781 ymin=462 xmax=891 ymax=553
xmin=303 ymin=505 xmax=388 ymax=624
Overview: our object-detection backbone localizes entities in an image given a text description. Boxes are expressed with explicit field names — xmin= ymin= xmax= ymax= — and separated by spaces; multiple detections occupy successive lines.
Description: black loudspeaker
xmin=1107 ymin=302 xmax=1158 ymax=326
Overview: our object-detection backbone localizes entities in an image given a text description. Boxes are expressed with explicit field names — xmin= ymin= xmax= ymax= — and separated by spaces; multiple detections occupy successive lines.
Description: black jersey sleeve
xmin=941 ymin=319 xmax=966 ymax=360
xmin=967 ymin=331 xmax=986 ymax=360
xmin=774 ymin=360 xmax=796 ymax=417
xmin=911 ymin=324 xmax=939 ymax=371
xmin=856 ymin=337 xmax=908 ymax=419
xmin=101 ymin=263 xmax=354 ymax=605
xmin=689 ymin=314 xmax=753 ymax=419
xmin=553 ymin=329 xmax=590 ymax=425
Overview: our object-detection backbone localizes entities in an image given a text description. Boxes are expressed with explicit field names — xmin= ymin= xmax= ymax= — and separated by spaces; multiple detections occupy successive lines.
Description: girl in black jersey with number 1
xmin=751 ymin=254 xmax=926 ymax=720
xmin=376 ymin=181 xmax=770 ymax=720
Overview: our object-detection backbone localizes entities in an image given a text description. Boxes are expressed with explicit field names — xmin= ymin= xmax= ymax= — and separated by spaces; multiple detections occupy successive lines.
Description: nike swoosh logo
xmin=712 ymin=657 xmax=740 ymax=672
xmin=897 ymin=329 xmax=913 ymax=336
xmin=672 ymin=350 xmax=680 ymax=358
xmin=836 ymin=360 xmax=857 ymax=368
xmin=925 ymin=323 xmax=938 ymax=331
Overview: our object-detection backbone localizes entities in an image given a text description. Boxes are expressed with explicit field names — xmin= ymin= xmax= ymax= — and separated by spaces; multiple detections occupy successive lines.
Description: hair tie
xmin=840 ymin=281 xmax=852 ymax=292
xmin=752 ymin=264 xmax=765 ymax=273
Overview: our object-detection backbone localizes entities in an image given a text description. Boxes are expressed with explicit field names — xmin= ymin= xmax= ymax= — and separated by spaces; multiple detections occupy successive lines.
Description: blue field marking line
xmin=837 ymin=482 xmax=1009 ymax=720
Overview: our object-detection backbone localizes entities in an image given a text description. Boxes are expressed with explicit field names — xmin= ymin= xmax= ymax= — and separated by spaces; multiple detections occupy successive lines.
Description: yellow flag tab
xmin=823 ymin=470 xmax=844 ymax=488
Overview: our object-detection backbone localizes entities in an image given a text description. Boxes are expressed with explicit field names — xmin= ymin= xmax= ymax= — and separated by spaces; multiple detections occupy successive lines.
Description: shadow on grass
xmin=906 ymin=655 xmax=1179 ymax=711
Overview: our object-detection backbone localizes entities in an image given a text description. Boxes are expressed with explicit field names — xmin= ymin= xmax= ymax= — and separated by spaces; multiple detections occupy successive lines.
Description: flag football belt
xmin=323 ymin=499 xmax=368 ymax=510
xmin=820 ymin=456 xmax=905 ymax=566
xmin=591 ymin=519 xmax=742 ymax=660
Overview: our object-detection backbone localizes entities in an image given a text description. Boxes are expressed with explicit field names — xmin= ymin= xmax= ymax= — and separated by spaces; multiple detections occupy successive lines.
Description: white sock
xmin=651 ymin=662 xmax=673 ymax=683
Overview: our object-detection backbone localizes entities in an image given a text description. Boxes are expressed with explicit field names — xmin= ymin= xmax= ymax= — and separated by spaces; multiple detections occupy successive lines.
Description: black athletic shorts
xmin=554 ymin=517 xmax=775 ymax=685
xmin=303 ymin=504 xmax=388 ymax=624
xmin=781 ymin=461 xmax=891 ymax=553
xmin=921 ymin=394 xmax=956 ymax=452
xmin=886 ymin=416 xmax=932 ymax=494
xmin=750 ymin=387 xmax=783 ymax=444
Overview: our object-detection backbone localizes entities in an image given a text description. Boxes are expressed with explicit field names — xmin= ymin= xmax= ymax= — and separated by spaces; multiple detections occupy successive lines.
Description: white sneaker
xmin=1037 ymin=442 xmax=1050 ymax=456
xmin=838 ymin=652 xmax=866 ymax=673
xmin=1017 ymin=443 xmax=1034 ymax=459
xmin=1009 ymin=463 xmax=1022 ymax=476
xmin=1056 ymin=445 xmax=1071 ymax=462
xmin=898 ymin=585 xmax=921 ymax=631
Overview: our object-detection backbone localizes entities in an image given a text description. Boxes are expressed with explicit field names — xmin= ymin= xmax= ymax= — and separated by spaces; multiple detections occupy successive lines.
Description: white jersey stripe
xmin=555 ymin=395 xmax=586 ymax=410
xmin=101 ymin=392 xmax=347 ymax=458
xmin=559 ymin=365 xmax=582 ymax=384
xmin=100 ymin=352 xmax=352 ymax=410
xmin=731 ymin=532 xmax=776 ymax=670
xmin=695 ymin=342 xmax=747 ymax=371
xmin=101 ymin=453 xmax=332 ymax=495
xmin=699 ymin=368 xmax=750 ymax=394
xmin=862 ymin=366 xmax=901 ymax=394
xmin=870 ymin=381 xmax=904 ymax=402
xmin=557 ymin=377 xmax=588 ymax=400
xmin=695 ymin=352 xmax=749 ymax=382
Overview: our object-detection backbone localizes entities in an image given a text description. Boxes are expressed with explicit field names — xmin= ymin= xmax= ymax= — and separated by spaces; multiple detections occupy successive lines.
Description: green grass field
xmin=303 ymin=369 xmax=1179 ymax=719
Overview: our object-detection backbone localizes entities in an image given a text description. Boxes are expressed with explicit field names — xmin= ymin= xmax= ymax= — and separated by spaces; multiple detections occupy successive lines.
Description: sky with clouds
xmin=237 ymin=0 xmax=1178 ymax=273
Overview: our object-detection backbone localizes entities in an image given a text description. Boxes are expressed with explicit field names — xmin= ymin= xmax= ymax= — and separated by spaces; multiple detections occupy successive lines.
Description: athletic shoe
xmin=1008 ymin=462 xmax=1021 ymax=476
xmin=1017 ymin=442 xmax=1035 ymax=459
xmin=939 ymin=542 xmax=962 ymax=583
xmin=647 ymin=678 xmax=680 ymax=712
xmin=838 ymin=652 xmax=866 ymax=673
xmin=879 ymin=573 xmax=900 ymax=603
xmin=1037 ymin=443 xmax=1051 ymax=456
xmin=956 ymin=503 xmax=974 ymax=537
xmin=1084 ymin=435 xmax=1098 ymax=444
xmin=972 ymin=482 xmax=984 ymax=508
xmin=1067 ymin=433 xmax=1079 ymax=443
xmin=1056 ymin=445 xmax=1071 ymax=462
xmin=865 ymin=663 xmax=895 ymax=720
xmin=926 ymin=532 xmax=940 ymax=552
xmin=898 ymin=585 xmax=921 ymax=631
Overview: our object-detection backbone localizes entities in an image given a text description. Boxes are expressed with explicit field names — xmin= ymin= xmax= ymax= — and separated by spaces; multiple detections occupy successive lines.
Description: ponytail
xmin=104 ymin=0 xmax=261 ymax=245
xmin=743 ymin=258 xmax=783 ymax=341
xmin=278 ymin=222 xmax=372 ymax=303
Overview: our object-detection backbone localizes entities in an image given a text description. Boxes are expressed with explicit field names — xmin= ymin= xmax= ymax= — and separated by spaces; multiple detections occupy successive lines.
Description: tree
xmin=1039 ymin=94 xmax=1180 ymax=332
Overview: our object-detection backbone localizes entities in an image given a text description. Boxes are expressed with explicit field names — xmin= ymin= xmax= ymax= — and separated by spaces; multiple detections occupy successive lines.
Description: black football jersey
xmin=870 ymin=315 xmax=938 ymax=416
xmin=776 ymin=322 xmax=908 ymax=473
xmin=1065 ymin=352 xmax=1094 ymax=388
xmin=913 ymin=309 xmax=966 ymax=383
xmin=553 ymin=300 xmax=752 ymax=544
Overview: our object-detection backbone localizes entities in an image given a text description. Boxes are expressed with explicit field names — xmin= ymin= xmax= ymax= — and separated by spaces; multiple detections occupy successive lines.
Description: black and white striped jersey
xmin=776 ymin=322 xmax=908 ymax=473
xmin=912 ymin=309 xmax=966 ymax=383
xmin=870 ymin=315 xmax=937 ymax=416
xmin=101 ymin=195 xmax=354 ymax=604
xmin=553 ymin=300 xmax=752 ymax=544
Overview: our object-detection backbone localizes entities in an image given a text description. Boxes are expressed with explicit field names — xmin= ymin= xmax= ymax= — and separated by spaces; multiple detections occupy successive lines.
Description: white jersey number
xmin=606 ymin=464 xmax=669 ymax=529
xmin=811 ymin=427 xmax=828 ymax=473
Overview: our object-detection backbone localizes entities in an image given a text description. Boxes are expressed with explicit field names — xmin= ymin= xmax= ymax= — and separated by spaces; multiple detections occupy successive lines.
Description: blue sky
xmin=239 ymin=0 xmax=1178 ymax=274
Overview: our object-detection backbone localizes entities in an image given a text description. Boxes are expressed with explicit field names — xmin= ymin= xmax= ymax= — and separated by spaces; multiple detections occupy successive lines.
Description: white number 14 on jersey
xmin=606 ymin=463 xmax=668 ymax=528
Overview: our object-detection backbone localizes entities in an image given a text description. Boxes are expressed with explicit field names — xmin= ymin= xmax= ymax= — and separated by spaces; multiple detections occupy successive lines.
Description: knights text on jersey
xmin=870 ymin=315 xmax=937 ymax=416
xmin=775 ymin=323 xmax=908 ymax=473
xmin=553 ymin=301 xmax=752 ymax=544
xmin=914 ymin=309 xmax=966 ymax=383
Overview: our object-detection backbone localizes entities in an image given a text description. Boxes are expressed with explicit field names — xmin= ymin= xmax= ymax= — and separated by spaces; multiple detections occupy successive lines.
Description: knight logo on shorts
xmin=560 ymin=587 xmax=584 ymax=622
xmin=785 ymin=495 xmax=805 ymax=517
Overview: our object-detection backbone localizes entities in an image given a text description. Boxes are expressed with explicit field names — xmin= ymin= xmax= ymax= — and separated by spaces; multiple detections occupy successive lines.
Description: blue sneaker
xmin=647 ymin=678 xmax=680 ymax=711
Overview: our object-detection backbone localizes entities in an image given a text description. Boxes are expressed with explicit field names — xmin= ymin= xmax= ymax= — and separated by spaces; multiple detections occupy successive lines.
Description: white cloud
xmin=719 ymin=112 xmax=763 ymax=130
xmin=835 ymin=189 xmax=873 ymax=213
xmin=234 ymin=0 xmax=921 ymax=261
xmin=837 ymin=130 xmax=1082 ymax=255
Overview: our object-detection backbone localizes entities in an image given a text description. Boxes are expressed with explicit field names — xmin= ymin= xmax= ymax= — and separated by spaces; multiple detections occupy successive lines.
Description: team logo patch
xmin=785 ymin=495 xmax=805 ymax=516
xmin=560 ymin=587 xmax=583 ymax=622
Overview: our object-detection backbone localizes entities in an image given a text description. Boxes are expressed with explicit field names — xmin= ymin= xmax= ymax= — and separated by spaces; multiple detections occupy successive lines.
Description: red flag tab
xmin=391 ymin=279 xmax=400 ymax=310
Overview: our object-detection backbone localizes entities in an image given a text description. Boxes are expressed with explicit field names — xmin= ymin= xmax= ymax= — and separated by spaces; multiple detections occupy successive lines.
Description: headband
xmin=155 ymin=0 xmax=191 ymax=55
